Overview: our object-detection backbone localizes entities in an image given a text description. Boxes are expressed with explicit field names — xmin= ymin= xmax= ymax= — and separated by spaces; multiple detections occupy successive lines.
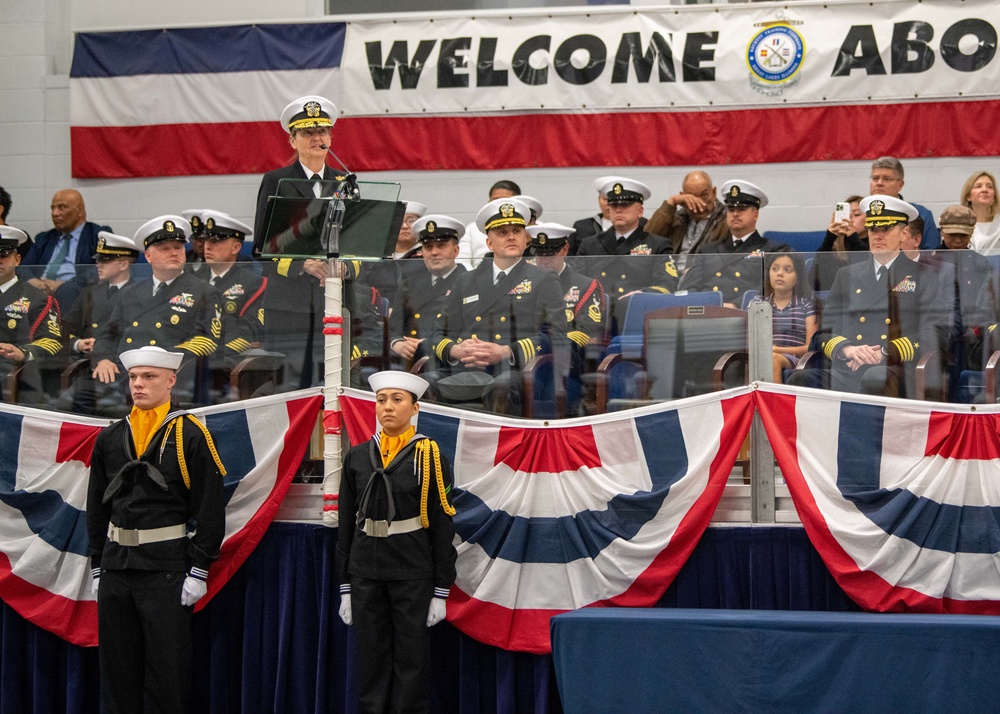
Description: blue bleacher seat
xmin=763 ymin=230 xmax=826 ymax=254
xmin=606 ymin=291 xmax=723 ymax=358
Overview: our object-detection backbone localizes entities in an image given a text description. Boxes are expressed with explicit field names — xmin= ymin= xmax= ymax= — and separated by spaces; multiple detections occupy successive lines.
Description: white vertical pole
xmin=321 ymin=268 xmax=344 ymax=527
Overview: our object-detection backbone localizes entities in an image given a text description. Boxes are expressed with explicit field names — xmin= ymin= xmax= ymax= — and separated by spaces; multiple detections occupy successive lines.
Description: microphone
xmin=319 ymin=144 xmax=361 ymax=201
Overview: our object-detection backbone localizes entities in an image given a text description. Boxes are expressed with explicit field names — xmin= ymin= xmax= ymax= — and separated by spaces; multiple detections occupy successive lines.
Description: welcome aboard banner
xmin=71 ymin=0 xmax=1000 ymax=177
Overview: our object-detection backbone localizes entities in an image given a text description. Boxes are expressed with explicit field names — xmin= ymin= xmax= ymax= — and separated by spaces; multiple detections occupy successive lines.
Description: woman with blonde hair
xmin=962 ymin=170 xmax=1000 ymax=252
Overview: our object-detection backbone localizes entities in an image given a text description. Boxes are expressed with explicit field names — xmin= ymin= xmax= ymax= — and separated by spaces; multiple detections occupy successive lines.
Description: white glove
xmin=426 ymin=598 xmax=447 ymax=627
xmin=339 ymin=594 xmax=352 ymax=626
xmin=91 ymin=577 xmax=100 ymax=601
xmin=180 ymin=576 xmax=207 ymax=607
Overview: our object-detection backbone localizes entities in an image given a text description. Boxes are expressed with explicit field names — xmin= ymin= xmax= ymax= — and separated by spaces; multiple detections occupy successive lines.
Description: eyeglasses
xmin=870 ymin=174 xmax=902 ymax=184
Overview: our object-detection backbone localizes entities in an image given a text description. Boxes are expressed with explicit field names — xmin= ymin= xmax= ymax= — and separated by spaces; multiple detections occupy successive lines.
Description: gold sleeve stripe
xmin=177 ymin=336 xmax=218 ymax=356
xmin=257 ymin=307 xmax=264 ymax=325
xmin=892 ymin=337 xmax=915 ymax=362
xmin=351 ymin=345 xmax=361 ymax=359
xmin=824 ymin=335 xmax=847 ymax=360
xmin=649 ymin=286 xmax=670 ymax=294
xmin=567 ymin=330 xmax=590 ymax=347
xmin=276 ymin=258 xmax=293 ymax=277
xmin=226 ymin=338 xmax=252 ymax=353
xmin=31 ymin=337 xmax=63 ymax=355
xmin=434 ymin=339 xmax=453 ymax=361
xmin=665 ymin=261 xmax=678 ymax=278
xmin=517 ymin=338 xmax=536 ymax=364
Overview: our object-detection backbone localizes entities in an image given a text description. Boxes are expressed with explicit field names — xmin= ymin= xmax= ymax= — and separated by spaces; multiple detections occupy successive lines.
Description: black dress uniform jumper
xmin=337 ymin=433 xmax=457 ymax=714
xmin=87 ymin=405 xmax=225 ymax=714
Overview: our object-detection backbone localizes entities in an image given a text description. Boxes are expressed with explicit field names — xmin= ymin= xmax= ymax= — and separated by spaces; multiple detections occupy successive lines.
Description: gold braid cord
xmin=172 ymin=415 xmax=228 ymax=490
xmin=417 ymin=439 xmax=456 ymax=528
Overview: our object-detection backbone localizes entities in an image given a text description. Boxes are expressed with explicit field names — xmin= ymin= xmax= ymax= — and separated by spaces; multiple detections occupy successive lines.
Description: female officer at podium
xmin=336 ymin=371 xmax=457 ymax=714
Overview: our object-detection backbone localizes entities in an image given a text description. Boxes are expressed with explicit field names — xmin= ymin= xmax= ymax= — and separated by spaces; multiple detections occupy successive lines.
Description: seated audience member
xmin=962 ymin=171 xmax=1000 ymax=253
xmin=867 ymin=156 xmax=939 ymax=249
xmin=528 ymin=222 xmax=606 ymax=415
xmin=457 ymin=179 xmax=520 ymax=269
xmin=569 ymin=177 xmax=616 ymax=256
xmin=180 ymin=209 xmax=211 ymax=276
xmin=810 ymin=195 xmax=869 ymax=292
xmin=428 ymin=197 xmax=565 ymax=415
xmin=365 ymin=200 xmax=428 ymax=306
xmin=388 ymin=214 xmax=467 ymax=368
xmin=753 ymin=253 xmax=817 ymax=383
xmin=0 ymin=226 xmax=65 ymax=403
xmin=198 ymin=211 xmax=266 ymax=364
xmin=576 ymin=178 xmax=678 ymax=329
xmin=644 ymin=170 xmax=728 ymax=273
xmin=798 ymin=196 xmax=947 ymax=398
xmin=680 ymin=180 xmax=788 ymax=304
xmin=91 ymin=216 xmax=221 ymax=399
xmin=24 ymin=189 xmax=111 ymax=314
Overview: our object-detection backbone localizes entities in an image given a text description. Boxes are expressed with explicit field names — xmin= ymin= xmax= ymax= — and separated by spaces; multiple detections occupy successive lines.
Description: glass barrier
xmin=10 ymin=247 xmax=999 ymax=419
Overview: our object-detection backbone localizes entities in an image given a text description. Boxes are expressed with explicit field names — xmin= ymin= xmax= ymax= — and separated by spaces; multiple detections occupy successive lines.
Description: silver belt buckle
xmin=112 ymin=525 xmax=140 ymax=547
xmin=364 ymin=519 xmax=389 ymax=538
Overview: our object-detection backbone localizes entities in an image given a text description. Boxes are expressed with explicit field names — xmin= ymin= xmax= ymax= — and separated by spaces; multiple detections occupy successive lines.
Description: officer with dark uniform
xmin=816 ymin=195 xmax=948 ymax=397
xmin=364 ymin=200 xmax=428 ymax=307
xmin=680 ymin=180 xmax=788 ymax=303
xmin=529 ymin=221 xmax=606 ymax=415
xmin=337 ymin=370 xmax=456 ymax=714
xmin=388 ymin=214 xmax=467 ymax=369
xmin=196 ymin=210 xmax=266 ymax=361
xmin=91 ymin=216 xmax=221 ymax=406
xmin=180 ymin=209 xmax=209 ymax=276
xmin=87 ymin=346 xmax=225 ymax=714
xmin=429 ymin=197 xmax=566 ymax=415
xmin=60 ymin=231 xmax=138 ymax=413
xmin=0 ymin=225 xmax=64 ymax=364
xmin=575 ymin=177 xmax=678 ymax=331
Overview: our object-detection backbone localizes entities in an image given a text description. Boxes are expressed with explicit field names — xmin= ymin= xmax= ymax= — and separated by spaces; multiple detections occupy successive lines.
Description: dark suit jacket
xmin=680 ymin=231 xmax=788 ymax=299
xmin=24 ymin=222 xmax=110 ymax=312
xmin=390 ymin=264 xmax=466 ymax=361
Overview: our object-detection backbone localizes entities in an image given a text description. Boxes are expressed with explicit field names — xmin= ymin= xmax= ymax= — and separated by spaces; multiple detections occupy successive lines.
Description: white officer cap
xmin=513 ymin=195 xmax=543 ymax=222
xmin=527 ymin=222 xmax=574 ymax=254
xmin=281 ymin=95 xmax=337 ymax=134
xmin=95 ymin=231 xmax=139 ymax=259
xmin=135 ymin=216 xmax=190 ymax=250
xmin=120 ymin=346 xmax=184 ymax=372
xmin=860 ymin=194 xmax=919 ymax=228
xmin=720 ymin=180 xmax=769 ymax=209
xmin=592 ymin=175 xmax=625 ymax=192
xmin=412 ymin=215 xmax=465 ymax=243
xmin=0 ymin=226 xmax=28 ymax=255
xmin=194 ymin=210 xmax=253 ymax=242
xmin=475 ymin=198 xmax=531 ymax=233
xmin=404 ymin=201 xmax=427 ymax=218
xmin=368 ymin=370 xmax=429 ymax=400
xmin=600 ymin=178 xmax=652 ymax=205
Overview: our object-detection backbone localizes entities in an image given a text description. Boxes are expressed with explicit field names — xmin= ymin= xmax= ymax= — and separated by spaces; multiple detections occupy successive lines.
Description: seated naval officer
xmin=90 ymin=216 xmax=221 ymax=411
xmin=364 ymin=200 xmax=428 ymax=307
xmin=180 ymin=209 xmax=210 ymax=277
xmin=388 ymin=214 xmax=467 ymax=370
xmin=528 ymin=222 xmax=606 ymax=415
xmin=427 ymin=197 xmax=566 ymax=415
xmin=799 ymin=195 xmax=948 ymax=397
xmin=575 ymin=177 xmax=678 ymax=330
xmin=679 ymin=180 xmax=789 ymax=305
xmin=0 ymin=226 xmax=64 ymax=403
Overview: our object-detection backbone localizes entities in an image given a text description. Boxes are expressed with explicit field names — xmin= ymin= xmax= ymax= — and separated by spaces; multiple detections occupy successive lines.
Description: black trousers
xmin=98 ymin=569 xmax=190 ymax=714
xmin=352 ymin=575 xmax=434 ymax=714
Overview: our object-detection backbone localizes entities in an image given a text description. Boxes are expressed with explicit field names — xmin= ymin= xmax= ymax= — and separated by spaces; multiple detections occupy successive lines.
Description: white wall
xmin=2 ymin=0 xmax=998 ymax=243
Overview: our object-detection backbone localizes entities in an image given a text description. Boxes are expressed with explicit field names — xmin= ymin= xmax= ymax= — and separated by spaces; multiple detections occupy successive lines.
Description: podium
xmin=253 ymin=179 xmax=404 ymax=260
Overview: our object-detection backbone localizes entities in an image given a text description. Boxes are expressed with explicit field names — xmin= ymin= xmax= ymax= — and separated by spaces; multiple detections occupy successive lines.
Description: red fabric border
xmin=71 ymin=99 xmax=1000 ymax=179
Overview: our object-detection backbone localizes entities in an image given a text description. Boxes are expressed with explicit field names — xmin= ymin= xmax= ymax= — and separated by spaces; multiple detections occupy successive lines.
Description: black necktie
xmin=108 ymin=285 xmax=119 ymax=297
xmin=154 ymin=282 xmax=166 ymax=296
xmin=311 ymin=173 xmax=322 ymax=181
xmin=209 ymin=275 xmax=218 ymax=287
xmin=495 ymin=271 xmax=507 ymax=289
xmin=877 ymin=266 xmax=887 ymax=283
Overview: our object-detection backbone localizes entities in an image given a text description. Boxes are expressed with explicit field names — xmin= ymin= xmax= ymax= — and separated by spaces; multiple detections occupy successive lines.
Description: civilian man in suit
xmin=429 ymin=198 xmax=566 ymax=415
xmin=253 ymin=95 xmax=344 ymax=390
xmin=388 ymin=214 xmax=466 ymax=369
xmin=24 ymin=189 xmax=111 ymax=314
xmin=680 ymin=180 xmax=788 ymax=304
xmin=817 ymin=195 xmax=948 ymax=397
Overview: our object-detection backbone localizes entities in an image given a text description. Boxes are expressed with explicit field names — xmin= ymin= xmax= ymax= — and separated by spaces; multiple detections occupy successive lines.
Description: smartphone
xmin=834 ymin=202 xmax=850 ymax=223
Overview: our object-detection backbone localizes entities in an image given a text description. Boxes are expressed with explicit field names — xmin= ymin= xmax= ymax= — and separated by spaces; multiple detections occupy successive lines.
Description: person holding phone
xmin=810 ymin=195 xmax=869 ymax=291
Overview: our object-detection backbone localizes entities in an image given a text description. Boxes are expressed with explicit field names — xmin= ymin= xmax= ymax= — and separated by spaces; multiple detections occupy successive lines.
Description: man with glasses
xmin=644 ymin=170 xmax=729 ymax=273
xmin=868 ymin=156 xmax=939 ymax=250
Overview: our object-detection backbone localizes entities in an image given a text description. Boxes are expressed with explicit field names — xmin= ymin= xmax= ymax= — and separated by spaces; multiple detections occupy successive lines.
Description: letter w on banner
xmin=0 ymin=391 xmax=322 ymax=647
xmin=756 ymin=382 xmax=1000 ymax=615
xmin=339 ymin=386 xmax=753 ymax=654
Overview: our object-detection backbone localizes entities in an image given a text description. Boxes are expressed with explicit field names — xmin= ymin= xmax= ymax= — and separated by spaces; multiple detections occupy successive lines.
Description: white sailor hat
xmin=476 ymin=197 xmax=531 ymax=233
xmin=601 ymin=178 xmax=652 ymax=205
xmin=281 ymin=95 xmax=337 ymax=134
xmin=120 ymin=346 xmax=184 ymax=372
xmin=861 ymin=194 xmax=918 ymax=228
xmin=135 ymin=216 xmax=190 ymax=250
xmin=514 ymin=195 xmax=543 ymax=222
xmin=95 ymin=231 xmax=139 ymax=260
xmin=0 ymin=226 xmax=28 ymax=255
xmin=180 ymin=209 xmax=212 ymax=238
xmin=404 ymin=201 xmax=427 ymax=218
xmin=527 ymin=222 xmax=574 ymax=254
xmin=368 ymin=370 xmax=429 ymax=400
xmin=721 ymin=180 xmax=768 ymax=209
xmin=592 ymin=175 xmax=625 ymax=192
xmin=412 ymin=215 xmax=465 ymax=243
xmin=193 ymin=210 xmax=253 ymax=242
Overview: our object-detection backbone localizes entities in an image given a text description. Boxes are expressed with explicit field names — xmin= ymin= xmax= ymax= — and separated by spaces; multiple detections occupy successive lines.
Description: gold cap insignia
xmin=870 ymin=200 xmax=884 ymax=215
xmin=98 ymin=237 xmax=106 ymax=250
xmin=538 ymin=234 xmax=548 ymax=244
xmin=305 ymin=101 xmax=321 ymax=118
xmin=190 ymin=216 xmax=201 ymax=228
xmin=206 ymin=217 xmax=215 ymax=230
xmin=730 ymin=186 xmax=740 ymax=197
xmin=427 ymin=221 xmax=436 ymax=233
xmin=164 ymin=220 xmax=175 ymax=233
xmin=500 ymin=203 xmax=515 ymax=218
xmin=613 ymin=183 xmax=623 ymax=195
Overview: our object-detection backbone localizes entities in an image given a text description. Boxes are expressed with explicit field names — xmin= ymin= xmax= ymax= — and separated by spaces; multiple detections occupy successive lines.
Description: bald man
xmin=24 ymin=189 xmax=112 ymax=313
xmin=644 ymin=170 xmax=729 ymax=272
